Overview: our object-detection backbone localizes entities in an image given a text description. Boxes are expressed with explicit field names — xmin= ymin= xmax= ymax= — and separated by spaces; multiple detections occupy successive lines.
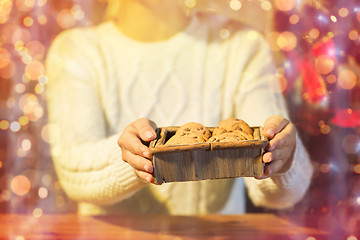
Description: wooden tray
xmin=149 ymin=127 xmax=268 ymax=184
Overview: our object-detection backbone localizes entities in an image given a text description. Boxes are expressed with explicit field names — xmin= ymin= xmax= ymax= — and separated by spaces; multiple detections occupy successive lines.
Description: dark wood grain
xmin=0 ymin=214 xmax=328 ymax=240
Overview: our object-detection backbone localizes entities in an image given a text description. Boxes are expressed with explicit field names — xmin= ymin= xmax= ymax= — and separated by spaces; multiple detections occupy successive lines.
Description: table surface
xmin=0 ymin=213 xmax=329 ymax=240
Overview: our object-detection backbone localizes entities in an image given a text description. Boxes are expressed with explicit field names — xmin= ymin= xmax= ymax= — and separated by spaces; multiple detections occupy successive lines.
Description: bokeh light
xmin=275 ymin=0 xmax=295 ymax=12
xmin=289 ymin=14 xmax=299 ymax=25
xmin=315 ymin=55 xmax=335 ymax=75
xmin=229 ymin=0 xmax=241 ymax=11
xmin=277 ymin=31 xmax=297 ymax=51
xmin=33 ymin=207 xmax=43 ymax=218
xmin=342 ymin=134 xmax=360 ymax=154
xmin=338 ymin=69 xmax=357 ymax=90
xmin=11 ymin=175 xmax=31 ymax=196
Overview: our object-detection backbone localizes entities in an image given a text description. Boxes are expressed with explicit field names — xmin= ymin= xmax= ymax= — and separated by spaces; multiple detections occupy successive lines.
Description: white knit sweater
xmin=46 ymin=14 xmax=313 ymax=215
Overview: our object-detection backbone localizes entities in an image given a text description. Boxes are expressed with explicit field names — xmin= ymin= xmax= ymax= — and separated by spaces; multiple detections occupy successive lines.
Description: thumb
xmin=132 ymin=118 xmax=157 ymax=142
xmin=263 ymin=115 xmax=289 ymax=139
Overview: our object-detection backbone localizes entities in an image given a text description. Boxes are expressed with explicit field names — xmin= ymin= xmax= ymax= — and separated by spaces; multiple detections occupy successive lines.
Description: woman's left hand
xmin=260 ymin=115 xmax=296 ymax=178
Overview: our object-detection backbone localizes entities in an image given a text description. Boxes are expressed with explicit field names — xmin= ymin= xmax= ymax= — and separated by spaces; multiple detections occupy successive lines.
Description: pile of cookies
xmin=165 ymin=118 xmax=254 ymax=146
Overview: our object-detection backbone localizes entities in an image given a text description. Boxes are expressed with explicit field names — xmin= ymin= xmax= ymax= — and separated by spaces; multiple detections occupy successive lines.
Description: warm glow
xmin=38 ymin=187 xmax=48 ymax=199
xmin=319 ymin=163 xmax=330 ymax=173
xmin=260 ymin=1 xmax=272 ymax=11
xmin=320 ymin=125 xmax=331 ymax=135
xmin=275 ymin=0 xmax=295 ymax=11
xmin=289 ymin=14 xmax=299 ymax=24
xmin=23 ymin=16 xmax=34 ymax=27
xmin=348 ymin=30 xmax=359 ymax=41
xmin=37 ymin=15 xmax=47 ymax=25
xmin=37 ymin=0 xmax=47 ymax=7
xmin=21 ymin=139 xmax=31 ymax=151
xmin=229 ymin=0 xmax=241 ymax=11
xmin=338 ymin=8 xmax=349 ymax=18
xmin=33 ymin=208 xmax=43 ymax=218
xmin=219 ymin=28 xmax=230 ymax=39
xmin=11 ymin=175 xmax=31 ymax=196
xmin=15 ymin=83 xmax=26 ymax=93
xmin=16 ymin=0 xmax=35 ymax=12
xmin=0 ymin=120 xmax=9 ymax=130
xmin=27 ymin=41 xmax=45 ymax=60
xmin=338 ymin=69 xmax=357 ymax=90
xmin=266 ymin=31 xmax=281 ymax=51
xmin=18 ymin=116 xmax=29 ymax=126
xmin=277 ymin=31 xmax=297 ymax=51
xmin=354 ymin=164 xmax=360 ymax=174
xmin=0 ymin=60 xmax=16 ymax=79
xmin=326 ymin=74 xmax=336 ymax=84
xmin=309 ymin=28 xmax=320 ymax=40
xmin=0 ymin=48 xmax=11 ymax=68
xmin=56 ymin=9 xmax=76 ymax=29
xmin=315 ymin=55 xmax=335 ymax=75
xmin=25 ymin=61 xmax=45 ymax=80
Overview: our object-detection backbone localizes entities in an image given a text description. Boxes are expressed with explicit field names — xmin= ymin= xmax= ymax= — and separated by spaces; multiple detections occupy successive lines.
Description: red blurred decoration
xmin=287 ymin=38 xmax=335 ymax=105
xmin=332 ymin=109 xmax=360 ymax=128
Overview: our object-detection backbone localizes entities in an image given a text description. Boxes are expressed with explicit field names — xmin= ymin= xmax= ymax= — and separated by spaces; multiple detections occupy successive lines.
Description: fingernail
xmin=145 ymin=130 xmax=155 ymax=140
xmin=143 ymin=151 xmax=152 ymax=159
xmin=266 ymin=128 xmax=275 ymax=137
xmin=264 ymin=154 xmax=272 ymax=163
xmin=145 ymin=177 xmax=151 ymax=183
xmin=144 ymin=164 xmax=153 ymax=173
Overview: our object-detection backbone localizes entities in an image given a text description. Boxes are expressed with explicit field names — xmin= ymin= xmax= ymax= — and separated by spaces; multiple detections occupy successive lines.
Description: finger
xmin=266 ymin=123 xmax=295 ymax=151
xmin=263 ymin=115 xmax=289 ymax=139
xmin=132 ymin=118 xmax=157 ymax=142
xmin=263 ymin=146 xmax=293 ymax=164
xmin=118 ymin=131 xmax=151 ymax=159
xmin=264 ymin=158 xmax=286 ymax=177
xmin=135 ymin=169 xmax=155 ymax=183
xmin=122 ymin=150 xmax=154 ymax=173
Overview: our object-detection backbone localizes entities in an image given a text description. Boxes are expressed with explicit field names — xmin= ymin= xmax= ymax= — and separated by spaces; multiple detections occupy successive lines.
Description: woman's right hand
xmin=118 ymin=118 xmax=157 ymax=183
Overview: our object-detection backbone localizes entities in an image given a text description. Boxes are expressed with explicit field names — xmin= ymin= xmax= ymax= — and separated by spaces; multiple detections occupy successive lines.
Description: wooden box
xmin=149 ymin=127 xmax=268 ymax=184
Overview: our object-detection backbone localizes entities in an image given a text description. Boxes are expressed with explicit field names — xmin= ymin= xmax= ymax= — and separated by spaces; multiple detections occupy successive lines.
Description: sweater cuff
xmin=95 ymin=134 xmax=147 ymax=205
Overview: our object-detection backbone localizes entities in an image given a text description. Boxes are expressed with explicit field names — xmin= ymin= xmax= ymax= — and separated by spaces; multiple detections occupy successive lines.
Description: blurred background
xmin=0 ymin=0 xmax=359 ymax=238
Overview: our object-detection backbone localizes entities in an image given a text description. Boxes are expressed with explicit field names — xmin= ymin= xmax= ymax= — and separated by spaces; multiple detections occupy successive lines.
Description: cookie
xmin=218 ymin=118 xmax=253 ymax=135
xmin=212 ymin=127 xmax=227 ymax=136
xmin=233 ymin=130 xmax=254 ymax=140
xmin=208 ymin=132 xmax=246 ymax=143
xmin=176 ymin=122 xmax=212 ymax=140
xmin=165 ymin=132 xmax=206 ymax=146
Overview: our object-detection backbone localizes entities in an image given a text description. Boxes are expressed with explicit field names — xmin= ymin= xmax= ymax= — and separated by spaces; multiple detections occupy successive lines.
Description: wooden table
xmin=0 ymin=213 xmax=329 ymax=240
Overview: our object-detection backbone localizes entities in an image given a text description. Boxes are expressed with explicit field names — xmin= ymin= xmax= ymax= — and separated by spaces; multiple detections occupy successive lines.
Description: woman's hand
xmin=118 ymin=118 xmax=157 ymax=183
xmin=260 ymin=115 xmax=296 ymax=178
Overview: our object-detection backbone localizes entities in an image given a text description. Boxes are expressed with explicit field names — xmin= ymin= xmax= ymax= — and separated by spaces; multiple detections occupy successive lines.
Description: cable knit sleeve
xmin=45 ymin=28 xmax=145 ymax=205
xmin=230 ymin=30 xmax=314 ymax=210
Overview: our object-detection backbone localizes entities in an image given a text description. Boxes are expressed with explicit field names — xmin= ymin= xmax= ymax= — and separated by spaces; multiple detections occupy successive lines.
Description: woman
xmin=46 ymin=0 xmax=313 ymax=215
